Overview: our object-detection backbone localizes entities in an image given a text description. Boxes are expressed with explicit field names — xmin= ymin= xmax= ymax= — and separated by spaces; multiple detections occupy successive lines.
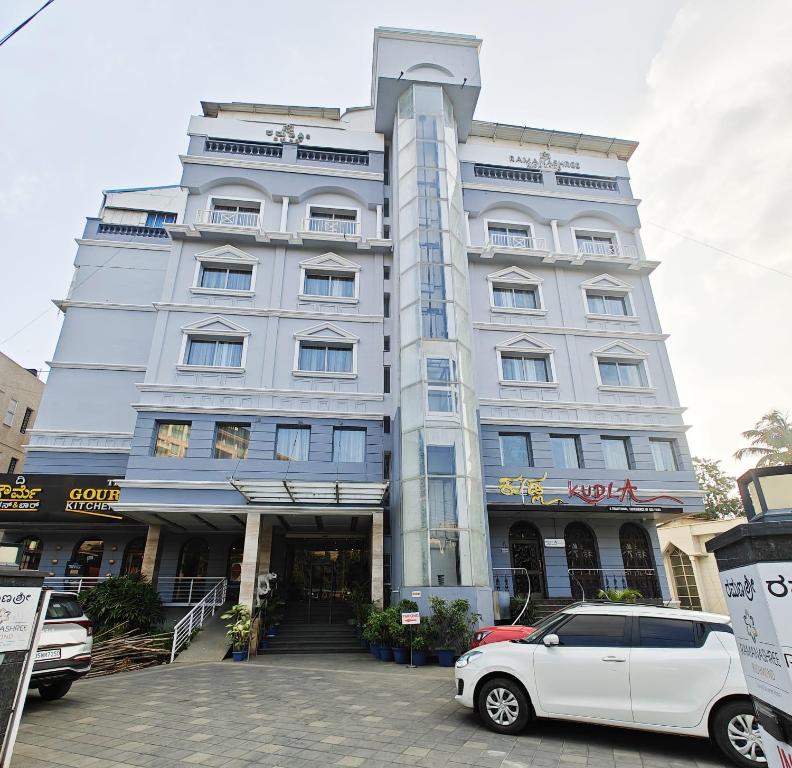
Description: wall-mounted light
xmin=738 ymin=466 xmax=792 ymax=521
xmin=55 ymin=545 xmax=62 ymax=551
xmin=108 ymin=559 xmax=115 ymax=565
xmin=50 ymin=559 xmax=58 ymax=565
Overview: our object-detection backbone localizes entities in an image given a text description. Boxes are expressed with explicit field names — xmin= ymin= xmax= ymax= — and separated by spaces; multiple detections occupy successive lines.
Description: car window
xmin=638 ymin=617 xmax=697 ymax=648
xmin=46 ymin=596 xmax=83 ymax=620
xmin=554 ymin=614 xmax=628 ymax=647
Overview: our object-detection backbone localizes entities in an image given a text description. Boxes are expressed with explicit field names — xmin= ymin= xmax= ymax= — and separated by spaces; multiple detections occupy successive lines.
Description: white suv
xmin=454 ymin=602 xmax=763 ymax=767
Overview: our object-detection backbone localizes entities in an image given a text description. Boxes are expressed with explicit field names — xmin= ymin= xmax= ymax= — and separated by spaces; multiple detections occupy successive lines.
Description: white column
xmin=550 ymin=219 xmax=561 ymax=252
xmin=376 ymin=204 xmax=383 ymax=239
xmin=633 ymin=226 xmax=646 ymax=260
xmin=371 ymin=511 xmax=384 ymax=608
xmin=239 ymin=512 xmax=262 ymax=611
xmin=464 ymin=211 xmax=471 ymax=246
xmin=279 ymin=197 xmax=290 ymax=232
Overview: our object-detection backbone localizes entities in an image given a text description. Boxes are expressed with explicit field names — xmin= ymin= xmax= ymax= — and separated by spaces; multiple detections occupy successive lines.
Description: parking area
xmin=14 ymin=654 xmax=729 ymax=768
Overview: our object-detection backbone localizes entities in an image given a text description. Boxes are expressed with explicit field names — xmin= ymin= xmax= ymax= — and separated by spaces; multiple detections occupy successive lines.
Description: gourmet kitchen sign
xmin=0 ymin=474 xmax=122 ymax=521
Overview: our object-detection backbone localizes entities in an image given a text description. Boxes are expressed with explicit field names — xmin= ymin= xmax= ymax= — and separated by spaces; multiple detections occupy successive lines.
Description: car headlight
xmin=455 ymin=650 xmax=483 ymax=669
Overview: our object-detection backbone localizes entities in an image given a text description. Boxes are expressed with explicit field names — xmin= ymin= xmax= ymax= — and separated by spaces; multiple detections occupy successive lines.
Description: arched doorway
xmin=508 ymin=522 xmax=545 ymax=598
xmin=619 ymin=523 xmax=661 ymax=598
xmin=175 ymin=538 xmax=210 ymax=602
xmin=18 ymin=537 xmax=42 ymax=571
xmin=226 ymin=538 xmax=244 ymax=602
xmin=121 ymin=538 xmax=146 ymax=576
xmin=70 ymin=539 xmax=104 ymax=577
xmin=667 ymin=545 xmax=702 ymax=610
xmin=565 ymin=522 xmax=602 ymax=599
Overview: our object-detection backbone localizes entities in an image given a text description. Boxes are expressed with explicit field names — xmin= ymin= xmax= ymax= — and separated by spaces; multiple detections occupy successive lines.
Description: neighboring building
xmin=5 ymin=27 xmax=703 ymax=625
xmin=657 ymin=516 xmax=742 ymax=615
xmin=0 ymin=352 xmax=43 ymax=473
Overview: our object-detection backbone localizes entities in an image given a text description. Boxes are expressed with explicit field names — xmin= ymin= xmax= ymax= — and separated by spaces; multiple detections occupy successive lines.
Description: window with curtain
xmin=298 ymin=343 xmax=353 ymax=373
xmin=499 ymin=434 xmax=532 ymax=466
xmin=213 ymin=424 xmax=250 ymax=460
xmin=550 ymin=435 xmax=582 ymax=468
xmin=333 ymin=428 xmax=366 ymax=462
xmin=275 ymin=426 xmax=310 ymax=461
xmin=586 ymin=292 xmax=628 ymax=316
xmin=598 ymin=359 xmax=648 ymax=387
xmin=303 ymin=272 xmax=355 ymax=298
xmin=145 ymin=211 xmax=176 ymax=228
xmin=650 ymin=439 xmax=679 ymax=471
xmin=154 ymin=422 xmax=191 ymax=457
xmin=492 ymin=285 xmax=538 ymax=310
xmin=602 ymin=437 xmax=632 ymax=470
xmin=186 ymin=338 xmax=243 ymax=367
xmin=199 ymin=265 xmax=252 ymax=291
xmin=501 ymin=353 xmax=550 ymax=383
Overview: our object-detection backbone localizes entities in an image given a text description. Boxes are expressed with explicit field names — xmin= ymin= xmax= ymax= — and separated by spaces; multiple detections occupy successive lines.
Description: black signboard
xmin=0 ymin=474 xmax=123 ymax=523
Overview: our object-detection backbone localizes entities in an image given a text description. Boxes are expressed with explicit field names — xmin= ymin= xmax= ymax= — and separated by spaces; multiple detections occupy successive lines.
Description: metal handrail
xmin=492 ymin=567 xmax=531 ymax=625
xmin=575 ymin=242 xmax=638 ymax=259
xmin=488 ymin=233 xmax=548 ymax=251
xmin=568 ymin=567 xmax=656 ymax=602
xmin=303 ymin=217 xmax=359 ymax=236
xmin=43 ymin=576 xmax=109 ymax=593
xmin=169 ymin=578 xmax=227 ymax=662
xmin=196 ymin=209 xmax=261 ymax=229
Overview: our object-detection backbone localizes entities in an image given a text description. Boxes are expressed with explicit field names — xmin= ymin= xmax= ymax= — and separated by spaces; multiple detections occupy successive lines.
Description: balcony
xmin=297 ymin=147 xmax=369 ymax=166
xmin=204 ymin=137 xmax=282 ymax=159
xmin=488 ymin=232 xmax=547 ymax=251
xmin=557 ymin=173 xmax=619 ymax=192
xmin=303 ymin=217 xmax=359 ymax=236
xmin=474 ymin=164 xmax=542 ymax=184
xmin=196 ymin=209 xmax=261 ymax=229
xmin=96 ymin=222 xmax=169 ymax=238
xmin=575 ymin=241 xmax=637 ymax=259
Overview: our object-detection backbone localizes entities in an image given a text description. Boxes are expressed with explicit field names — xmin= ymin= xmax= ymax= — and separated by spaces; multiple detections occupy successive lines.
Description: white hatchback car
xmin=455 ymin=603 xmax=764 ymax=767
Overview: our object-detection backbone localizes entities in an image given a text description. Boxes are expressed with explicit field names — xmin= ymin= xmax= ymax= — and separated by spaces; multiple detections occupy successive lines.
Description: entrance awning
xmin=230 ymin=479 xmax=389 ymax=506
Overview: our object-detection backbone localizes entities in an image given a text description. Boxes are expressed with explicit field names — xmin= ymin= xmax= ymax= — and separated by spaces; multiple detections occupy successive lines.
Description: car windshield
xmin=512 ymin=610 xmax=567 ymax=643
xmin=46 ymin=596 xmax=83 ymax=620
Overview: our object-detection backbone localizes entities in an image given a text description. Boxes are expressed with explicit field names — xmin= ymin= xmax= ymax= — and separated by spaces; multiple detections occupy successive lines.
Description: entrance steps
xmin=264 ymin=599 xmax=364 ymax=655
xmin=530 ymin=598 xmax=575 ymax=621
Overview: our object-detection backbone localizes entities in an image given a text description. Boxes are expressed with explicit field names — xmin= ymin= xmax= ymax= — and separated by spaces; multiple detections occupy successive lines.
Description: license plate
xmin=35 ymin=648 xmax=61 ymax=661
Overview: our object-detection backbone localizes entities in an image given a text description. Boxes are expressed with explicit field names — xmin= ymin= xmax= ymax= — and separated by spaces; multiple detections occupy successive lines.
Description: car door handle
xmin=602 ymin=656 xmax=626 ymax=662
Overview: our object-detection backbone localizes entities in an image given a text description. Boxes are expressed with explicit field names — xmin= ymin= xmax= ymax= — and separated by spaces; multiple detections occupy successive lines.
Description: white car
xmin=30 ymin=591 xmax=93 ymax=700
xmin=455 ymin=602 xmax=764 ymax=767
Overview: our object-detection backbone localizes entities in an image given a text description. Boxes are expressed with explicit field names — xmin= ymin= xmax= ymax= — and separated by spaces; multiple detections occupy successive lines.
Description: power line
xmin=0 ymin=0 xmax=56 ymax=48
xmin=644 ymin=220 xmax=792 ymax=281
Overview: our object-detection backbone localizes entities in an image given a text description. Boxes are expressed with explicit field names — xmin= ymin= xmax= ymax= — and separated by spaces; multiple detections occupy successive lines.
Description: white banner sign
xmin=401 ymin=612 xmax=420 ymax=626
xmin=0 ymin=587 xmax=41 ymax=652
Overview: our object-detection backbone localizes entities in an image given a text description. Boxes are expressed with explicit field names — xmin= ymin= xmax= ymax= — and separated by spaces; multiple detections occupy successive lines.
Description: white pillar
xmin=239 ymin=512 xmax=262 ymax=611
xmin=279 ymin=197 xmax=290 ymax=232
xmin=550 ymin=219 xmax=561 ymax=252
xmin=371 ymin=511 xmax=384 ymax=608
xmin=633 ymin=226 xmax=646 ymax=260
xmin=464 ymin=211 xmax=471 ymax=246
xmin=140 ymin=524 xmax=161 ymax=582
xmin=376 ymin=204 xmax=383 ymax=239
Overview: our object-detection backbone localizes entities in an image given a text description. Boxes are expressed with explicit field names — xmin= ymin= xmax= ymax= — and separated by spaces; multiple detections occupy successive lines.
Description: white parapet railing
xmin=156 ymin=577 xmax=226 ymax=607
xmin=44 ymin=576 xmax=110 ymax=594
xmin=170 ymin=578 xmax=227 ymax=663
xmin=575 ymin=241 xmax=637 ymax=259
xmin=488 ymin=233 xmax=548 ymax=251
xmin=303 ymin=217 xmax=359 ymax=236
xmin=568 ymin=568 xmax=660 ymax=601
xmin=195 ymin=209 xmax=261 ymax=229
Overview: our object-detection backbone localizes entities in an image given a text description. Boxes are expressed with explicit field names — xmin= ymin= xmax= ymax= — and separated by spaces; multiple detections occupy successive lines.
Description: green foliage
xmin=260 ymin=596 xmax=285 ymax=627
xmin=411 ymin=623 xmax=430 ymax=651
xmin=396 ymin=598 xmax=419 ymax=614
xmin=362 ymin=607 xmax=388 ymax=646
xmin=221 ymin=604 xmax=252 ymax=651
xmin=598 ymin=588 xmax=643 ymax=603
xmin=734 ymin=409 xmax=792 ymax=467
xmin=509 ymin=595 xmax=537 ymax=626
xmin=426 ymin=596 xmax=481 ymax=654
xmin=350 ymin=588 xmax=375 ymax=628
xmin=79 ymin=574 xmax=164 ymax=635
xmin=693 ymin=457 xmax=745 ymax=519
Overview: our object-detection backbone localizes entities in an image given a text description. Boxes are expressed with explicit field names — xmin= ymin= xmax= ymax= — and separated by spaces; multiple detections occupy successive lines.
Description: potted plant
xmin=411 ymin=623 xmax=430 ymax=666
xmin=362 ymin=607 xmax=385 ymax=657
xmin=377 ymin=609 xmax=394 ymax=661
xmin=427 ymin=596 xmax=480 ymax=667
xmin=221 ymin=604 xmax=252 ymax=661
xmin=390 ymin=599 xmax=418 ymax=664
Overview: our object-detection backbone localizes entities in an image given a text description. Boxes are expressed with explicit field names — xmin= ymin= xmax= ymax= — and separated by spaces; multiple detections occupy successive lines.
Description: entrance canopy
xmin=231 ymin=479 xmax=389 ymax=507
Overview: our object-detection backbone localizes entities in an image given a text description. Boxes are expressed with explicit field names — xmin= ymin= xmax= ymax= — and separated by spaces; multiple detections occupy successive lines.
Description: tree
xmin=693 ymin=457 xmax=744 ymax=519
xmin=734 ymin=409 xmax=792 ymax=467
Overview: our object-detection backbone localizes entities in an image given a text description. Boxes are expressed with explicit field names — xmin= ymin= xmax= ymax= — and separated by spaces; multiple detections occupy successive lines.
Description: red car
xmin=471 ymin=624 xmax=535 ymax=648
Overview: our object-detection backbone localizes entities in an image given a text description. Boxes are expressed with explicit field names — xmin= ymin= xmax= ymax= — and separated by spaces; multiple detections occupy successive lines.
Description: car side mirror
xmin=543 ymin=634 xmax=560 ymax=647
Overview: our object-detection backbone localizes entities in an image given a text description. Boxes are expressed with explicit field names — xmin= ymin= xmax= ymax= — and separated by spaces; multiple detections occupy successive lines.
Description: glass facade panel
xmin=333 ymin=428 xmax=366 ymax=462
xmin=154 ymin=422 xmax=190 ymax=457
xmin=275 ymin=427 xmax=310 ymax=461
xmin=298 ymin=344 xmax=353 ymax=373
xmin=187 ymin=338 xmax=243 ymax=367
xmin=500 ymin=433 xmax=532 ymax=466
xmin=551 ymin=435 xmax=582 ymax=468
xmin=599 ymin=360 xmax=647 ymax=387
xmin=501 ymin=354 xmax=550 ymax=383
xmin=650 ymin=439 xmax=678 ymax=471
xmin=602 ymin=437 xmax=631 ymax=470
xmin=214 ymin=424 xmax=250 ymax=460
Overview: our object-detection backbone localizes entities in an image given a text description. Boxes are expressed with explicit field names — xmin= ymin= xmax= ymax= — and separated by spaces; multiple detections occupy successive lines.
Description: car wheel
xmin=38 ymin=681 xmax=72 ymax=701
xmin=712 ymin=700 xmax=767 ymax=767
xmin=477 ymin=677 xmax=531 ymax=734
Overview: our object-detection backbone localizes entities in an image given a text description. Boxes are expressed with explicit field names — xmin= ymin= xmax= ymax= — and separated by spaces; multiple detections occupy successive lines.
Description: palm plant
xmin=734 ymin=410 xmax=792 ymax=467
xmin=598 ymin=588 xmax=643 ymax=603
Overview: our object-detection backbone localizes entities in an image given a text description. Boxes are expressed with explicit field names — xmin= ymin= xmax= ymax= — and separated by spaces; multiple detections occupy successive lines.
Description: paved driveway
xmin=14 ymin=654 xmax=728 ymax=768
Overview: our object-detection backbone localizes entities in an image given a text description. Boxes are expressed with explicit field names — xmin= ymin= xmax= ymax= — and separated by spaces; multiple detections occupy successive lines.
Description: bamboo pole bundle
xmin=86 ymin=628 xmax=173 ymax=678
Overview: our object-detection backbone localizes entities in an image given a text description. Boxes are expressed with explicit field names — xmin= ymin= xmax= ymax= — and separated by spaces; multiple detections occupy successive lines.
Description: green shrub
xmin=79 ymin=574 xmax=164 ymax=635
xmin=362 ymin=608 xmax=388 ymax=646
xmin=510 ymin=595 xmax=537 ymax=626
xmin=598 ymin=588 xmax=643 ymax=603
xmin=426 ymin=596 xmax=481 ymax=654
xmin=221 ymin=604 xmax=252 ymax=651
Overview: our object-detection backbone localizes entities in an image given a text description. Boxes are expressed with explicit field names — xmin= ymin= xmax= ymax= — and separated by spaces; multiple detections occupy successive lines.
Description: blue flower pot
xmin=258 ymin=638 xmax=270 ymax=650
xmin=378 ymin=646 xmax=394 ymax=662
xmin=436 ymin=649 xmax=455 ymax=667
xmin=370 ymin=644 xmax=380 ymax=656
xmin=392 ymin=647 xmax=409 ymax=664
xmin=268 ymin=626 xmax=279 ymax=637
xmin=231 ymin=649 xmax=248 ymax=662
xmin=412 ymin=649 xmax=429 ymax=666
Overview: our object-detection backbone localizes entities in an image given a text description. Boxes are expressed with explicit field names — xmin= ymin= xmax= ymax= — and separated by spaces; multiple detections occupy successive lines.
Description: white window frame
xmin=299 ymin=264 xmax=360 ymax=304
xmin=292 ymin=324 xmax=359 ymax=379
xmin=581 ymin=286 xmax=637 ymax=322
xmin=484 ymin=218 xmax=544 ymax=251
xmin=3 ymin=399 xmax=18 ymax=427
xmin=425 ymin=356 xmax=460 ymax=418
xmin=571 ymin=226 xmax=623 ymax=258
xmin=496 ymin=339 xmax=557 ymax=388
xmin=593 ymin=347 xmax=653 ymax=392
xmin=191 ymin=247 xmax=258 ymax=297
xmin=177 ymin=327 xmax=249 ymax=373
xmin=650 ymin=438 xmax=680 ymax=472
xmin=304 ymin=204 xmax=361 ymax=237
xmin=487 ymin=267 xmax=546 ymax=316
xmin=202 ymin=196 xmax=264 ymax=229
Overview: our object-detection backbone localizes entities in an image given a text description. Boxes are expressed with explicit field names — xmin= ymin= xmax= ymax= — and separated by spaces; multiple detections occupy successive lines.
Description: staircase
xmin=265 ymin=599 xmax=364 ymax=655
xmin=531 ymin=598 xmax=575 ymax=621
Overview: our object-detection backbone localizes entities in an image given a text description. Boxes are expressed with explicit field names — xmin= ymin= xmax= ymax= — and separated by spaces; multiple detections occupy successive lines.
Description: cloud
xmin=629 ymin=0 xmax=792 ymax=476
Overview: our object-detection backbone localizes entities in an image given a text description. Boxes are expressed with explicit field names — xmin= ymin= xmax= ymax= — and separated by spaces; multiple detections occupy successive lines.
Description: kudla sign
xmin=0 ymin=474 xmax=122 ymax=521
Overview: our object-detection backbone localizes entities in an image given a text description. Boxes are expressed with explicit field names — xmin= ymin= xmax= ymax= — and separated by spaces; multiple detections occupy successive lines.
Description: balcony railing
xmin=575 ymin=241 xmax=637 ymax=259
xmin=304 ymin=217 xmax=359 ymax=236
xmin=204 ymin=137 xmax=282 ymax=158
xmin=97 ymin=223 xmax=169 ymax=238
xmin=196 ymin=209 xmax=261 ymax=229
xmin=297 ymin=147 xmax=369 ymax=166
xmin=474 ymin=164 xmax=543 ymax=183
xmin=568 ymin=568 xmax=661 ymax=601
xmin=557 ymin=173 xmax=619 ymax=191
xmin=488 ymin=232 xmax=547 ymax=251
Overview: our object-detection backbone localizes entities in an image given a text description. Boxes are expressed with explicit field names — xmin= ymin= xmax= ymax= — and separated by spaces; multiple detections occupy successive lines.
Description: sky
xmin=1 ymin=0 xmax=789 ymax=478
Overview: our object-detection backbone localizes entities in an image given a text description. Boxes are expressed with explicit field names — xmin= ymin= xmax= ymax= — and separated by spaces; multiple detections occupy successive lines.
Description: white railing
xmin=304 ymin=217 xmax=359 ymax=236
xmin=170 ymin=578 xmax=227 ymax=663
xmin=156 ymin=577 xmax=226 ymax=606
xmin=575 ymin=241 xmax=637 ymax=259
xmin=196 ymin=209 xmax=261 ymax=229
xmin=44 ymin=576 xmax=110 ymax=594
xmin=568 ymin=568 xmax=660 ymax=601
xmin=488 ymin=233 xmax=547 ymax=251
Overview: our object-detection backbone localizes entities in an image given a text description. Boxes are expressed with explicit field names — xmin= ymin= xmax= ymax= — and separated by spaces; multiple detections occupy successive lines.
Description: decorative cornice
xmin=181 ymin=154 xmax=384 ymax=182
xmin=47 ymin=361 xmax=147 ymax=372
xmin=25 ymin=445 xmax=131 ymax=453
xmin=56 ymin=300 xmax=155 ymax=312
xmin=75 ymin=238 xmax=171 ymax=251
xmin=136 ymin=383 xmax=384 ymax=401
xmin=463 ymin=181 xmax=640 ymax=207
xmin=479 ymin=415 xmax=691 ymax=432
xmin=473 ymin=322 xmax=667 ymax=341
xmin=154 ymin=302 xmax=384 ymax=323
xmin=478 ymin=397 xmax=684 ymax=415
xmin=27 ymin=429 xmax=134 ymax=438
xmin=131 ymin=404 xmax=385 ymax=419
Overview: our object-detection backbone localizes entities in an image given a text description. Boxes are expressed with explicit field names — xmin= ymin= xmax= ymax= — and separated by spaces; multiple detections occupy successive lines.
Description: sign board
xmin=0 ymin=474 xmax=122 ymax=521
xmin=410 ymin=590 xmax=421 ymax=599
xmin=0 ymin=586 xmax=41 ymax=652
xmin=544 ymin=538 xmax=566 ymax=548
xmin=401 ymin=612 xmax=420 ymax=626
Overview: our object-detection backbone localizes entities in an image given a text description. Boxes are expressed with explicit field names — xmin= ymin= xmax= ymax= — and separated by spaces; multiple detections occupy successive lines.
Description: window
xmin=8 ymin=457 xmax=17 ymax=473
xmin=384 ymin=335 xmax=391 ymax=352
xmin=333 ymin=428 xmax=366 ymax=462
xmin=303 ymin=272 xmax=355 ymax=298
xmin=18 ymin=537 xmax=42 ymax=570
xmin=500 ymin=434 xmax=532 ymax=467
xmin=384 ymin=293 xmax=391 ymax=318
xmin=601 ymin=437 xmax=633 ymax=470
xmin=207 ymin=199 xmax=261 ymax=227
xmin=650 ymin=439 xmax=679 ymax=471
xmin=551 ymin=435 xmax=583 ymax=469
xmin=383 ymin=266 xmax=391 ymax=280
xmin=199 ymin=265 xmax=252 ymax=291
xmin=306 ymin=207 xmax=358 ymax=235
xmin=383 ymin=415 xmax=391 ymax=434
xmin=145 ymin=211 xmax=176 ymax=228
xmin=426 ymin=358 xmax=457 ymax=414
xmin=121 ymin=538 xmax=146 ymax=576
xmin=638 ymin=617 xmax=697 ymax=648
xmin=427 ymin=445 xmax=460 ymax=586
xmin=186 ymin=338 xmax=243 ymax=368
xmin=587 ymin=292 xmax=629 ymax=316
xmin=46 ymin=595 xmax=83 ymax=620
xmin=3 ymin=399 xmax=18 ymax=427
xmin=488 ymin=224 xmax=533 ymax=248
xmin=72 ymin=539 xmax=104 ymax=577
xmin=383 ymin=365 xmax=390 ymax=393
xmin=554 ymin=614 xmax=628 ymax=646
xmin=214 ymin=424 xmax=250 ymax=460
xmin=19 ymin=407 xmax=33 ymax=434
xmin=275 ymin=426 xmax=310 ymax=461
xmin=575 ymin=231 xmax=617 ymax=256
xmin=492 ymin=285 xmax=539 ymax=310
xmin=598 ymin=360 xmax=648 ymax=388
xmin=297 ymin=343 xmax=353 ymax=374
xmin=501 ymin=354 xmax=551 ymax=383
xmin=154 ymin=422 xmax=191 ymax=458
xmin=668 ymin=546 xmax=702 ymax=610
xmin=421 ymin=302 xmax=448 ymax=338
